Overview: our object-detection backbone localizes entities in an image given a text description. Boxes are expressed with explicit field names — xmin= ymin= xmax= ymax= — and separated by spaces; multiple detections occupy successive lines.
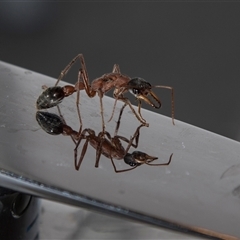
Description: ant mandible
xmin=36 ymin=104 xmax=173 ymax=173
xmin=36 ymin=54 xmax=175 ymax=135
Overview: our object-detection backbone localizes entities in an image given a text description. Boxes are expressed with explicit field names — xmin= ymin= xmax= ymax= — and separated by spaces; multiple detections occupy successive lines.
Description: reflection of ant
xmin=36 ymin=104 xmax=173 ymax=173
xmin=36 ymin=54 xmax=175 ymax=134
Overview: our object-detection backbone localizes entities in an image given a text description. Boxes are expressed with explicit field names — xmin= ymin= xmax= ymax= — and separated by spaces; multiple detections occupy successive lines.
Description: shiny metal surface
xmin=39 ymin=199 xmax=205 ymax=240
xmin=0 ymin=61 xmax=240 ymax=239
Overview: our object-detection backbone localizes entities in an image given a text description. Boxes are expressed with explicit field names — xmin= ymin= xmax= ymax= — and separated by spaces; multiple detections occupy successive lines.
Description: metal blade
xmin=0 ymin=61 xmax=239 ymax=239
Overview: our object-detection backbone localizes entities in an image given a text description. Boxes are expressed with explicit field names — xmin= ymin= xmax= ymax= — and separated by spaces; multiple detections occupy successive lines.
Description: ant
xmin=36 ymin=54 xmax=175 ymax=135
xmin=36 ymin=104 xmax=173 ymax=173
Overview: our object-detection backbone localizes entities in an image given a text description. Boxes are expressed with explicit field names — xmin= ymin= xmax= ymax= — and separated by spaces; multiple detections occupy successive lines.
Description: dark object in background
xmin=0 ymin=187 xmax=40 ymax=240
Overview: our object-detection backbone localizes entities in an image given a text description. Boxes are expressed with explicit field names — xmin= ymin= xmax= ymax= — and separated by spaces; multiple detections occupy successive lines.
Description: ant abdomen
xmin=36 ymin=86 xmax=65 ymax=109
xmin=36 ymin=111 xmax=64 ymax=135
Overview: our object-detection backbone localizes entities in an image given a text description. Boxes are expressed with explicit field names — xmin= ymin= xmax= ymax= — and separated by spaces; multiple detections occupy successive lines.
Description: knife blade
xmin=0 ymin=61 xmax=239 ymax=239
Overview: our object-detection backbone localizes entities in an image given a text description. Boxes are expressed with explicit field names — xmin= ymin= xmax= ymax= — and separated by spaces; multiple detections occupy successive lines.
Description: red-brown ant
xmin=36 ymin=104 xmax=173 ymax=173
xmin=36 ymin=54 xmax=175 ymax=134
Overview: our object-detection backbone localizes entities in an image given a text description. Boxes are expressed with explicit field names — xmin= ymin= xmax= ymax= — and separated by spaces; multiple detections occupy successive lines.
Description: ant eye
xmin=124 ymin=153 xmax=136 ymax=166
xmin=133 ymin=88 xmax=140 ymax=95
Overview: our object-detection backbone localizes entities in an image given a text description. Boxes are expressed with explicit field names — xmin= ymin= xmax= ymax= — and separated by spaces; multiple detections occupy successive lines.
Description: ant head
xmin=124 ymin=151 xmax=158 ymax=166
xmin=127 ymin=78 xmax=161 ymax=109
xmin=36 ymin=111 xmax=64 ymax=135
xmin=128 ymin=77 xmax=152 ymax=96
xmin=124 ymin=153 xmax=140 ymax=167
xmin=36 ymin=86 xmax=65 ymax=109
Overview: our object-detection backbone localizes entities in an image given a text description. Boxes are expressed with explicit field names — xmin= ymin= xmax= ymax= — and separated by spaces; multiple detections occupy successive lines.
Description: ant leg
xmin=126 ymin=124 xmax=145 ymax=148
xmin=109 ymin=90 xmax=149 ymax=127
xmin=108 ymin=87 xmax=127 ymax=123
xmin=94 ymin=130 xmax=116 ymax=169
xmin=94 ymin=131 xmax=105 ymax=168
xmin=75 ymin=69 xmax=83 ymax=130
xmin=75 ymin=139 xmax=89 ymax=170
xmin=137 ymin=101 xmax=147 ymax=126
xmin=112 ymin=123 xmax=145 ymax=155
xmin=146 ymin=153 xmax=173 ymax=166
xmin=114 ymin=103 xmax=127 ymax=136
xmin=106 ymin=64 xmax=123 ymax=125
xmin=74 ymin=129 xmax=89 ymax=170
xmin=121 ymin=124 xmax=144 ymax=154
xmin=108 ymin=98 xmax=118 ymax=123
xmin=55 ymin=54 xmax=84 ymax=86
xmin=79 ymin=54 xmax=91 ymax=89
xmin=112 ymin=64 xmax=121 ymax=74
xmin=154 ymin=85 xmax=175 ymax=125
xmin=119 ymin=97 xmax=149 ymax=126
xmin=97 ymin=91 xmax=106 ymax=134
xmin=111 ymin=102 xmax=145 ymax=149
xmin=78 ymin=54 xmax=118 ymax=134
xmin=79 ymin=56 xmax=96 ymax=98
xmin=110 ymin=156 xmax=139 ymax=173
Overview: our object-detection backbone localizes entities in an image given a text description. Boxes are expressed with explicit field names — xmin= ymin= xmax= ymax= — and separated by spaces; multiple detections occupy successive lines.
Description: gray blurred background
xmin=0 ymin=2 xmax=240 ymax=140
